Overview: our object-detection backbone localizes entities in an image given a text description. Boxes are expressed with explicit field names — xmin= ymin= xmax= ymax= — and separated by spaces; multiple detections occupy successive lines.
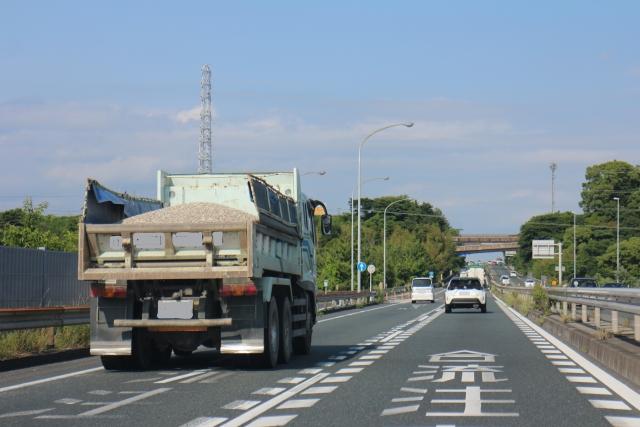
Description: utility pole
xmin=550 ymin=162 xmax=557 ymax=213
xmin=198 ymin=65 xmax=212 ymax=173
xmin=614 ymin=197 xmax=620 ymax=282
xmin=573 ymin=213 xmax=577 ymax=280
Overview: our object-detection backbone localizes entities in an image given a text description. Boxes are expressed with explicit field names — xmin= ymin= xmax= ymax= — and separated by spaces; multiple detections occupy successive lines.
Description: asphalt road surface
xmin=1 ymin=291 xmax=640 ymax=426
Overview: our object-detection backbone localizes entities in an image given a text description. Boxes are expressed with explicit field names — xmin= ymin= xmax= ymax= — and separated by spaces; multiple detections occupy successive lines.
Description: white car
xmin=524 ymin=278 xmax=535 ymax=287
xmin=445 ymin=277 xmax=486 ymax=313
xmin=509 ymin=271 xmax=517 ymax=278
xmin=411 ymin=277 xmax=435 ymax=303
xmin=500 ymin=275 xmax=510 ymax=285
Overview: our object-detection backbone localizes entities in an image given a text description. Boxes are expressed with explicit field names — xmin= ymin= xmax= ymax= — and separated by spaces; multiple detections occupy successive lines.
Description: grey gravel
xmin=122 ymin=202 xmax=255 ymax=224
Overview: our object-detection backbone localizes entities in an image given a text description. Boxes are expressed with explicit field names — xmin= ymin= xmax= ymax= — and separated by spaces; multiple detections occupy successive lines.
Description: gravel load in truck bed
xmin=122 ymin=202 xmax=256 ymax=225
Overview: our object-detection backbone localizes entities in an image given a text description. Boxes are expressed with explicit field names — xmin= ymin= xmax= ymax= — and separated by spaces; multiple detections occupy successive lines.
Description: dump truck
xmin=78 ymin=169 xmax=331 ymax=370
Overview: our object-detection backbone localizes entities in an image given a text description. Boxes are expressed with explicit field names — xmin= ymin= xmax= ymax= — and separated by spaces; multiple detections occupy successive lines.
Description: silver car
xmin=411 ymin=277 xmax=435 ymax=303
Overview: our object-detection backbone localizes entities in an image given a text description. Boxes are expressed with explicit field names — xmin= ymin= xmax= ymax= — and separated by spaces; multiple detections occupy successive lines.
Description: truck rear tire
xmin=100 ymin=355 xmax=132 ymax=371
xmin=278 ymin=298 xmax=292 ymax=364
xmin=293 ymin=293 xmax=312 ymax=355
xmin=261 ymin=296 xmax=280 ymax=368
xmin=132 ymin=329 xmax=154 ymax=370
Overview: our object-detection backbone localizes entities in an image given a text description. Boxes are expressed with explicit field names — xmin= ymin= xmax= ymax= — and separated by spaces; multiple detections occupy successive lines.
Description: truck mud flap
xmin=220 ymin=295 xmax=265 ymax=354
xmin=90 ymin=297 xmax=134 ymax=356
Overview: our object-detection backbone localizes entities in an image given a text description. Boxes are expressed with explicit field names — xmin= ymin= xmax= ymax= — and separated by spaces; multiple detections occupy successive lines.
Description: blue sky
xmin=1 ymin=1 xmax=639 ymax=242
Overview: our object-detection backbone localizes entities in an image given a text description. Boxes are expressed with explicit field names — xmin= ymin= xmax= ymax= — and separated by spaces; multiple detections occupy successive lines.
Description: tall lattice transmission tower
xmin=198 ymin=64 xmax=212 ymax=174
xmin=550 ymin=162 xmax=557 ymax=213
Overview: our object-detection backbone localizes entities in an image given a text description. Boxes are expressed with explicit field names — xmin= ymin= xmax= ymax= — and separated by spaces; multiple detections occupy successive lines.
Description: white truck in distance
xmin=78 ymin=169 xmax=331 ymax=370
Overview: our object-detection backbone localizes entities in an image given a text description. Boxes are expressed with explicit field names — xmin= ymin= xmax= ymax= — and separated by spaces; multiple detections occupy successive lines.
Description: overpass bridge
xmin=453 ymin=234 xmax=519 ymax=254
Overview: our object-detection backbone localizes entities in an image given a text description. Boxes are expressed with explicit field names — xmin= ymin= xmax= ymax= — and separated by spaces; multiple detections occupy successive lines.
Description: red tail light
xmin=91 ymin=283 xmax=127 ymax=298
xmin=221 ymin=283 xmax=258 ymax=297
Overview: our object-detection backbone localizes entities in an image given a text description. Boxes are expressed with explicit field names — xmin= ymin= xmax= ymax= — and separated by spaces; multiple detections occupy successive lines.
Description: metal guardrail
xmin=316 ymin=291 xmax=376 ymax=311
xmin=492 ymin=282 xmax=640 ymax=342
xmin=0 ymin=306 xmax=90 ymax=331
xmin=1 ymin=291 xmax=380 ymax=331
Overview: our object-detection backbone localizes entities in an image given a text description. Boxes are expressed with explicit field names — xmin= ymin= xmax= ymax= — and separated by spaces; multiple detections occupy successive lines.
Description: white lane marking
xmin=315 ymin=361 xmax=335 ymax=368
xmin=81 ymin=402 xmax=112 ymax=406
xmin=546 ymin=354 xmax=568 ymax=360
xmin=320 ymin=376 xmax=351 ymax=383
xmin=0 ymin=408 xmax=54 ymax=418
xmin=496 ymin=296 xmax=640 ymax=412
xmin=350 ymin=346 xmax=366 ymax=350
xmin=119 ymin=391 xmax=144 ymax=394
xmin=336 ymin=368 xmax=363 ymax=374
xmin=378 ymin=345 xmax=395 ymax=350
xmin=156 ymin=370 xmax=209 ymax=384
xmin=558 ymin=368 xmax=586 ymax=374
xmin=359 ymin=355 xmax=382 ymax=360
xmin=298 ymin=368 xmax=323 ymax=375
xmin=224 ymin=400 xmax=262 ymax=410
xmin=301 ymin=386 xmax=337 ymax=395
xmin=245 ymin=415 xmax=297 ymax=427
xmin=392 ymin=396 xmax=424 ymax=402
xmin=379 ymin=330 xmax=406 ymax=343
xmin=55 ymin=398 xmax=82 ymax=405
xmin=253 ymin=387 xmax=286 ymax=396
xmin=220 ymin=373 xmax=328 ymax=427
xmin=88 ymin=390 xmax=112 ymax=395
xmin=74 ymin=388 xmax=171 ymax=417
xmin=369 ymin=350 xmax=389 ymax=354
xmin=589 ymin=400 xmax=631 ymax=410
xmin=541 ymin=349 xmax=562 ymax=354
xmin=278 ymin=377 xmax=306 ymax=384
xmin=552 ymin=361 xmax=576 ymax=366
xmin=408 ymin=375 xmax=434 ymax=382
xmin=381 ymin=405 xmax=420 ymax=416
xmin=179 ymin=416 xmax=228 ymax=427
xmin=349 ymin=361 xmax=373 ymax=366
xmin=182 ymin=371 xmax=224 ymax=384
xmin=566 ymin=376 xmax=597 ymax=384
xmin=419 ymin=365 xmax=439 ymax=369
xmin=0 ymin=367 xmax=103 ymax=393
xmin=276 ymin=398 xmax=319 ymax=409
xmin=577 ymin=387 xmax=613 ymax=395
xmin=605 ymin=416 xmax=640 ymax=426
xmin=328 ymin=355 xmax=347 ymax=360
xmin=317 ymin=303 xmax=402 ymax=323
xmin=401 ymin=387 xmax=428 ymax=394
xmin=342 ymin=350 xmax=358 ymax=355
xmin=125 ymin=377 xmax=162 ymax=383
xmin=201 ymin=372 xmax=234 ymax=384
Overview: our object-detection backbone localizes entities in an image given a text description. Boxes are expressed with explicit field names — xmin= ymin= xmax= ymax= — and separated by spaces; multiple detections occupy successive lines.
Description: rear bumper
xmin=411 ymin=293 xmax=434 ymax=301
xmin=448 ymin=298 xmax=484 ymax=308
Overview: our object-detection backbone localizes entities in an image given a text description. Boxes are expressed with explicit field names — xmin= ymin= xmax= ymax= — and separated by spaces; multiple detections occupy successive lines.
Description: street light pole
xmin=384 ymin=197 xmax=410 ymax=290
xmin=573 ymin=212 xmax=577 ymax=280
xmin=357 ymin=123 xmax=413 ymax=292
xmin=614 ymin=197 xmax=620 ymax=282
xmin=302 ymin=171 xmax=327 ymax=176
xmin=350 ymin=177 xmax=389 ymax=292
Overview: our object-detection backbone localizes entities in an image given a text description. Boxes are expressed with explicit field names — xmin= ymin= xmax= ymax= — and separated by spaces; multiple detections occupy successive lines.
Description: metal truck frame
xmin=78 ymin=169 xmax=330 ymax=370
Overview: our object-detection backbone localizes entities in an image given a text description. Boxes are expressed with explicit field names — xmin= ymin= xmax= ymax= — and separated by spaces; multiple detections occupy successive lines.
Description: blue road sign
xmin=357 ymin=262 xmax=367 ymax=272
xmin=428 ymin=271 xmax=434 ymax=278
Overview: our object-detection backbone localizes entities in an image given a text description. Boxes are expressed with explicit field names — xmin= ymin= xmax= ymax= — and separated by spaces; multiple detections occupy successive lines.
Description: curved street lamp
xmin=383 ymin=197 xmax=411 ymax=289
xmin=357 ymin=122 xmax=413 ymax=292
xmin=303 ymin=171 xmax=327 ymax=176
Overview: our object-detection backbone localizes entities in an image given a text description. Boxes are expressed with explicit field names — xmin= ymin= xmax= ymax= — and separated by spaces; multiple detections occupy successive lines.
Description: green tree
xmin=597 ymin=237 xmax=640 ymax=286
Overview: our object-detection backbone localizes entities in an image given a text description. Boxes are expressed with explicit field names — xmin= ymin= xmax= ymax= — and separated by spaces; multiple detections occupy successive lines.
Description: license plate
xmin=459 ymin=291 xmax=469 ymax=296
xmin=157 ymin=300 xmax=193 ymax=319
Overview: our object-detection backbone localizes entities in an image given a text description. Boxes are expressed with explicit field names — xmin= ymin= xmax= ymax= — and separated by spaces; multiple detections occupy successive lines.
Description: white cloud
xmin=175 ymin=106 xmax=201 ymax=124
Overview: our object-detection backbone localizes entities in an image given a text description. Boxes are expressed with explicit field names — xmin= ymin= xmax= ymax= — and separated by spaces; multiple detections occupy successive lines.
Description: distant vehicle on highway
xmin=601 ymin=282 xmax=628 ymax=288
xmin=411 ymin=277 xmax=435 ymax=303
xmin=524 ymin=278 xmax=535 ymax=287
xmin=445 ymin=277 xmax=486 ymax=313
xmin=501 ymin=275 xmax=511 ymax=285
xmin=509 ymin=271 xmax=517 ymax=278
xmin=569 ymin=277 xmax=598 ymax=288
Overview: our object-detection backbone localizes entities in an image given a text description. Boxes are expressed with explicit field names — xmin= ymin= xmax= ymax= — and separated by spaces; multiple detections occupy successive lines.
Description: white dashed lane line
xmin=495 ymin=295 xmax=640 ymax=426
xmin=181 ymin=305 xmax=444 ymax=427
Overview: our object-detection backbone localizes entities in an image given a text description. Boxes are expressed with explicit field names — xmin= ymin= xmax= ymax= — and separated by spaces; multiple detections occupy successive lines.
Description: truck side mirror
xmin=321 ymin=214 xmax=332 ymax=235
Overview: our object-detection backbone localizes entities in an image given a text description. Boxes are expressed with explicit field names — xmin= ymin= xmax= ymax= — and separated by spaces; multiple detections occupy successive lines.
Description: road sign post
xmin=367 ymin=264 xmax=376 ymax=293
xmin=532 ymin=240 xmax=563 ymax=286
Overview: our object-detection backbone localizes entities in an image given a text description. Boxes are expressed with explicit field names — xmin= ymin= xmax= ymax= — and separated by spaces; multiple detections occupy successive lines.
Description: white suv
xmin=445 ymin=277 xmax=486 ymax=313
xmin=411 ymin=277 xmax=434 ymax=303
